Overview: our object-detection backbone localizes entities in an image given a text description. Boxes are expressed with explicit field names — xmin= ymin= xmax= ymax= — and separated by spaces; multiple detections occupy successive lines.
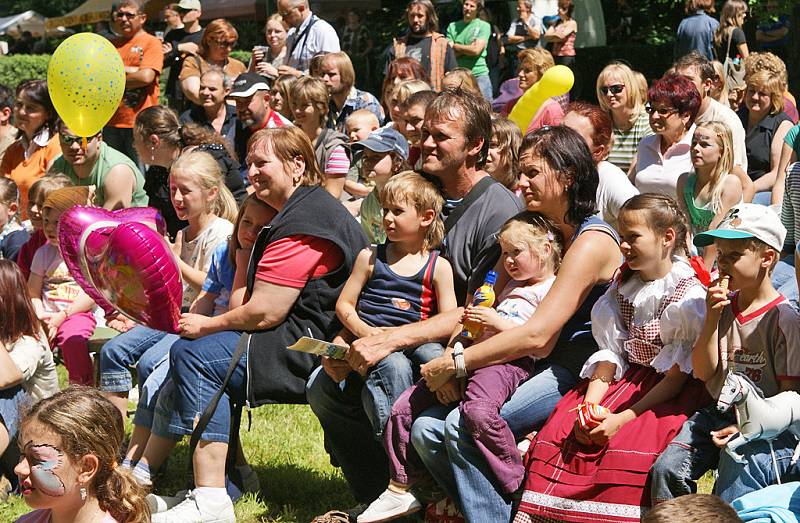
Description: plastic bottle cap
xmin=485 ymin=270 xmax=497 ymax=285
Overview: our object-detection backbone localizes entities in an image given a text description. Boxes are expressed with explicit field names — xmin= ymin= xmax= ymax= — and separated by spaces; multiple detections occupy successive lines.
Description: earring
xmin=79 ymin=485 xmax=87 ymax=501
xmin=150 ymin=146 xmax=155 ymax=163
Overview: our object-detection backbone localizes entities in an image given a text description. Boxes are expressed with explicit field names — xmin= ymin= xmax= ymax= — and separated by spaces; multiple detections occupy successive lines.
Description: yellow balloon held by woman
xmin=508 ymin=65 xmax=574 ymax=133
xmin=47 ymin=33 xmax=125 ymax=138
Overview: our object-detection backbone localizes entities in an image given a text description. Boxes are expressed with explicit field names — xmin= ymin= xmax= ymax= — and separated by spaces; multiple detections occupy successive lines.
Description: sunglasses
xmin=644 ymin=103 xmax=678 ymax=117
xmin=600 ymin=84 xmax=624 ymax=96
xmin=60 ymin=133 xmax=98 ymax=146
xmin=114 ymin=11 xmax=140 ymax=19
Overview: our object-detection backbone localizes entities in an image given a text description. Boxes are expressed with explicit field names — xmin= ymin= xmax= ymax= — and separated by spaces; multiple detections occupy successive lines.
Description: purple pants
xmin=385 ymin=357 xmax=534 ymax=494
xmin=54 ymin=311 xmax=97 ymax=386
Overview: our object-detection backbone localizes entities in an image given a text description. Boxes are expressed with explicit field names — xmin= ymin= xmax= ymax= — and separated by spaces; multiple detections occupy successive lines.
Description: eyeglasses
xmin=113 ymin=11 xmax=140 ymax=19
xmin=644 ymin=103 xmax=678 ymax=117
xmin=211 ymin=39 xmax=237 ymax=48
xmin=600 ymin=84 xmax=624 ymax=96
xmin=60 ymin=133 xmax=98 ymax=146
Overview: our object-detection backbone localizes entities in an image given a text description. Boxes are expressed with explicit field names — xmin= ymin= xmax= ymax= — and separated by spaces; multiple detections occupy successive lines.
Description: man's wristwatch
xmin=452 ymin=342 xmax=467 ymax=378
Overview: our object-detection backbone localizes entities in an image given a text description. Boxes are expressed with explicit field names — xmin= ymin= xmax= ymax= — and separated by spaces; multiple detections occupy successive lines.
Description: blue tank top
xmin=357 ymin=244 xmax=440 ymax=328
xmin=543 ymin=215 xmax=621 ymax=378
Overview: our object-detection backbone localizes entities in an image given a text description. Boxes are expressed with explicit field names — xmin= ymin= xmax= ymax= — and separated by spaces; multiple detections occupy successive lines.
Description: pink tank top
xmin=554 ymin=30 xmax=576 ymax=57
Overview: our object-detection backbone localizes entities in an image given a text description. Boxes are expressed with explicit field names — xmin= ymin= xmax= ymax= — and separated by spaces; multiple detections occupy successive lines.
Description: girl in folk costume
xmin=515 ymin=194 xmax=711 ymax=523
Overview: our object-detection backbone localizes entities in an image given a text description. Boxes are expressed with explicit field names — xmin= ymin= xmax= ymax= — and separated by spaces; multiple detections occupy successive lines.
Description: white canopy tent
xmin=0 ymin=10 xmax=70 ymax=37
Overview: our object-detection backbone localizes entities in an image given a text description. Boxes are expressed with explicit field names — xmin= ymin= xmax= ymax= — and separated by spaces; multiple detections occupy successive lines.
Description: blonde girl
xmin=359 ymin=212 xmax=563 ymax=522
xmin=0 ymin=177 xmax=29 ymax=261
xmin=386 ymin=79 xmax=431 ymax=134
xmin=677 ymin=121 xmax=743 ymax=269
xmin=14 ymin=386 xmax=149 ymax=523
xmin=16 ymin=174 xmax=71 ymax=281
xmin=486 ymin=115 xmax=523 ymax=191
xmin=714 ymin=0 xmax=749 ymax=63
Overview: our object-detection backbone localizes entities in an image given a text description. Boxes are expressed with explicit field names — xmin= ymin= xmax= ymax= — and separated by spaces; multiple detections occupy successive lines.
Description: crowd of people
xmin=0 ymin=0 xmax=800 ymax=522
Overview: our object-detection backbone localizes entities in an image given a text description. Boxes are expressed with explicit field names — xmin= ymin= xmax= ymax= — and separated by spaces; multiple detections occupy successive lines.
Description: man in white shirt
xmin=674 ymin=51 xmax=755 ymax=201
xmin=277 ymin=0 xmax=340 ymax=76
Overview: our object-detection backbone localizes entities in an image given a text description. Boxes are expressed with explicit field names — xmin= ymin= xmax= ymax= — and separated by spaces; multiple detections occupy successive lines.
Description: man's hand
xmin=345 ymin=330 xmax=399 ymax=375
xmin=321 ymin=356 xmax=352 ymax=383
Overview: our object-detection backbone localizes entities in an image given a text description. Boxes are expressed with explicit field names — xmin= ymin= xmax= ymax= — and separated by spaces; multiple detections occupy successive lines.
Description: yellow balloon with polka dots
xmin=47 ymin=33 xmax=125 ymax=138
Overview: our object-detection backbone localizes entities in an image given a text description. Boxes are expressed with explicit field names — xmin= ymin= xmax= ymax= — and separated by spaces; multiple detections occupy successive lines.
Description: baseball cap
xmin=177 ymin=0 xmax=201 ymax=10
xmin=227 ymin=73 xmax=270 ymax=98
xmin=693 ymin=203 xmax=786 ymax=252
xmin=352 ymin=127 xmax=409 ymax=161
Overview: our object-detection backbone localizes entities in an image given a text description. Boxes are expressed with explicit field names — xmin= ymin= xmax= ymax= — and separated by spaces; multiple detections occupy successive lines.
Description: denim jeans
xmin=410 ymin=362 xmax=577 ymax=522
xmin=650 ymin=405 xmax=734 ymax=503
xmin=771 ymin=255 xmax=798 ymax=307
xmin=306 ymin=342 xmax=443 ymax=504
xmin=133 ymin=343 xmax=178 ymax=433
xmin=150 ymin=377 xmax=180 ymax=441
xmin=100 ymin=326 xmax=172 ymax=392
xmin=168 ymin=330 xmax=246 ymax=443
xmin=714 ymin=429 xmax=800 ymax=502
xmin=752 ymin=190 xmax=772 ymax=206
xmin=476 ymin=74 xmax=493 ymax=101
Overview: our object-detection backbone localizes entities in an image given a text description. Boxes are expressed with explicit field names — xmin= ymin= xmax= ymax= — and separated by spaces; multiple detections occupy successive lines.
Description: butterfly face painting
xmin=23 ymin=442 xmax=67 ymax=497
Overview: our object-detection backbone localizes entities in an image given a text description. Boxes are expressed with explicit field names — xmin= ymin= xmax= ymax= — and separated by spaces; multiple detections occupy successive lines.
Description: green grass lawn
xmin=0 ymin=365 xmax=716 ymax=522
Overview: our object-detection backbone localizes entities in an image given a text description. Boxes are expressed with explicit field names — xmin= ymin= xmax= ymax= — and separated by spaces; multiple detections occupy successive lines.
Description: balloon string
xmin=82 ymin=137 xmax=87 ymax=149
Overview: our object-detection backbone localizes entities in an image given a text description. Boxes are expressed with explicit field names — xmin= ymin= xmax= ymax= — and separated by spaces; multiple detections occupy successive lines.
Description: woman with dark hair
xmin=0 ymin=80 xmax=61 ymax=219
xmin=133 ymin=105 xmax=246 ymax=237
xmin=634 ymin=73 xmax=701 ymax=197
xmin=179 ymin=19 xmax=247 ymax=107
xmin=382 ymin=57 xmax=430 ymax=119
xmin=564 ymin=101 xmax=639 ymax=231
xmin=544 ymin=0 xmax=577 ymax=68
xmin=411 ymin=125 xmax=621 ymax=522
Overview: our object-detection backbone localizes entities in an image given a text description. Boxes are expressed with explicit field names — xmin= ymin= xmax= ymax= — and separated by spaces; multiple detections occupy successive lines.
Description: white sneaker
xmin=357 ymin=489 xmax=422 ymax=523
xmin=150 ymin=489 xmax=235 ymax=523
xmin=147 ymin=490 xmax=188 ymax=514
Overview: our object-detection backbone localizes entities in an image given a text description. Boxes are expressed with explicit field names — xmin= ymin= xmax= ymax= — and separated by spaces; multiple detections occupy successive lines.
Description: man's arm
xmin=102 ymin=164 xmax=137 ymax=210
xmin=126 ymin=68 xmax=157 ymax=89
xmin=452 ymin=38 xmax=487 ymax=57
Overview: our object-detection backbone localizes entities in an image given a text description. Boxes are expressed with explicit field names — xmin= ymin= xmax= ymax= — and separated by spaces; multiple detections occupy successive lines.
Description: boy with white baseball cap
xmin=650 ymin=203 xmax=800 ymax=504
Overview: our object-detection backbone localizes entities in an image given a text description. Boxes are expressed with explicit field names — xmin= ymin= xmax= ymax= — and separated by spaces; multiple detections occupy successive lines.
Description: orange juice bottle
xmin=462 ymin=271 xmax=498 ymax=339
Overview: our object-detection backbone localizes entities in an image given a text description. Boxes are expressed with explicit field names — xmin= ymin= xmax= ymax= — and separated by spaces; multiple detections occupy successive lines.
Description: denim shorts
xmin=0 ymin=386 xmax=28 ymax=439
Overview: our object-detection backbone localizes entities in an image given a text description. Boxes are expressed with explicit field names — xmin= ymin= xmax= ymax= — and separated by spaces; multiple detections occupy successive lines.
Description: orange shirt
xmin=108 ymin=31 xmax=163 ymax=129
xmin=0 ymin=135 xmax=62 ymax=220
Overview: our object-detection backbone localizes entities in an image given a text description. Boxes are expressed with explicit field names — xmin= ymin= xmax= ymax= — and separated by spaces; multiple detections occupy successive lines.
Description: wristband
xmin=452 ymin=342 xmax=467 ymax=378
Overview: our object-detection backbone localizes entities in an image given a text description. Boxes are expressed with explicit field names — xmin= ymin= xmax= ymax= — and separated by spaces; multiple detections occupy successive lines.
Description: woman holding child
xmin=410 ymin=126 xmax=621 ymax=521
xmin=145 ymin=126 xmax=367 ymax=522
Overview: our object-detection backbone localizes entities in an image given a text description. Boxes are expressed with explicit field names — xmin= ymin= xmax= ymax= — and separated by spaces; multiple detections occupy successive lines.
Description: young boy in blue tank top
xmin=335 ymin=171 xmax=457 ymax=342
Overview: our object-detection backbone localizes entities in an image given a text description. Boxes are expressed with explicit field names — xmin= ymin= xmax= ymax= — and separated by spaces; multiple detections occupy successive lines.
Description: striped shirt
xmin=781 ymin=162 xmax=800 ymax=249
xmin=608 ymin=110 xmax=653 ymax=173
xmin=325 ymin=145 xmax=350 ymax=177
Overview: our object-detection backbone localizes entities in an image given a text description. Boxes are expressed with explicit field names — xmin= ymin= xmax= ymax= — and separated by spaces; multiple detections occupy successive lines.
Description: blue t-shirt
xmin=201 ymin=242 xmax=236 ymax=316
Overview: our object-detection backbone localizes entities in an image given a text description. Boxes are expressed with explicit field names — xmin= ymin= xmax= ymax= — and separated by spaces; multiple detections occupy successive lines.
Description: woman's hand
xmin=572 ymin=417 xmax=593 ymax=445
xmin=711 ymin=425 xmax=739 ymax=449
xmin=255 ymin=61 xmax=278 ymax=78
xmin=589 ymin=411 xmax=633 ymax=445
xmin=178 ymin=313 xmax=213 ymax=339
xmin=435 ymin=377 xmax=464 ymax=405
xmin=168 ymin=230 xmax=183 ymax=258
xmin=421 ymin=354 xmax=456 ymax=392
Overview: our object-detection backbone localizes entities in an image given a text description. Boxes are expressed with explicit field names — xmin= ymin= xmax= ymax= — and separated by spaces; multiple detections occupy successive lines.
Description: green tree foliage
xmin=0 ymin=54 xmax=49 ymax=90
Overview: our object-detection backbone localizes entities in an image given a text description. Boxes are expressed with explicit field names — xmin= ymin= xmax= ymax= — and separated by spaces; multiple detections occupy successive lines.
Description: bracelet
xmin=452 ymin=342 xmax=467 ymax=379
xmin=589 ymin=374 xmax=612 ymax=383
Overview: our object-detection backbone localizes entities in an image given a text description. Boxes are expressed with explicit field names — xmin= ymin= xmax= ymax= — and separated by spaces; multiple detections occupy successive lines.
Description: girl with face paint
xmin=14 ymin=386 xmax=149 ymax=523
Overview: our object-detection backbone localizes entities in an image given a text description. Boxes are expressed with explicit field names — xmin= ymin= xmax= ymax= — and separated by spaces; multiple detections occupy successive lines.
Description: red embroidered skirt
xmin=514 ymin=364 xmax=711 ymax=523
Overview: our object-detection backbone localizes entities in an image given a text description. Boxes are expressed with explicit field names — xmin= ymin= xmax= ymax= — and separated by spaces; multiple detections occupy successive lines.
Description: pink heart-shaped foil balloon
xmin=58 ymin=206 xmax=180 ymax=332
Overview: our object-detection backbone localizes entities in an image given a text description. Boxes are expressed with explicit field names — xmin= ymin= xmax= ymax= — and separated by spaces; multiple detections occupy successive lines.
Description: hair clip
xmin=546 ymin=231 xmax=555 ymax=241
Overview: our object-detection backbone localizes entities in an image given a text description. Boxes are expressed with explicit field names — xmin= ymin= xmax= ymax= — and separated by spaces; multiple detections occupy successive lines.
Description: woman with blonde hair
xmin=249 ymin=13 xmax=287 ymax=79
xmin=739 ymin=68 xmax=793 ymax=204
xmin=179 ymin=19 xmax=246 ymax=106
xmin=596 ymin=62 xmax=653 ymax=175
xmin=504 ymin=47 xmax=566 ymax=132
xmin=291 ymin=76 xmax=351 ymax=198
xmin=14 ymin=387 xmax=149 ymax=523
xmin=486 ymin=115 xmax=522 ymax=190
xmin=442 ymin=68 xmax=481 ymax=97
xmin=144 ymin=126 xmax=368 ymax=521
xmin=386 ymin=79 xmax=431 ymax=132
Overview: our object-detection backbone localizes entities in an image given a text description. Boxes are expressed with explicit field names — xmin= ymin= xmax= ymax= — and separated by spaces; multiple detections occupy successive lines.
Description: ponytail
xmin=213 ymin=183 xmax=239 ymax=224
xmin=97 ymin=466 xmax=149 ymax=523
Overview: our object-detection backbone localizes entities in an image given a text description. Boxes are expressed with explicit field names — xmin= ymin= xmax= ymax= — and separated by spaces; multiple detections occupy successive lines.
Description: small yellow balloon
xmin=47 ymin=33 xmax=125 ymax=138
xmin=508 ymin=65 xmax=574 ymax=133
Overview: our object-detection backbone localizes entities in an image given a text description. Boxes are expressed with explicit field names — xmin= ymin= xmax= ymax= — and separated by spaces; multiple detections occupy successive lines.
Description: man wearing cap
xmin=307 ymin=88 xmax=523 ymax=519
xmin=651 ymin=203 xmax=800 ymax=504
xmin=227 ymin=73 xmax=292 ymax=180
xmin=276 ymin=0 xmax=340 ymax=76
xmin=352 ymin=127 xmax=408 ymax=244
xmin=162 ymin=0 xmax=204 ymax=112
xmin=105 ymin=0 xmax=163 ymax=168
